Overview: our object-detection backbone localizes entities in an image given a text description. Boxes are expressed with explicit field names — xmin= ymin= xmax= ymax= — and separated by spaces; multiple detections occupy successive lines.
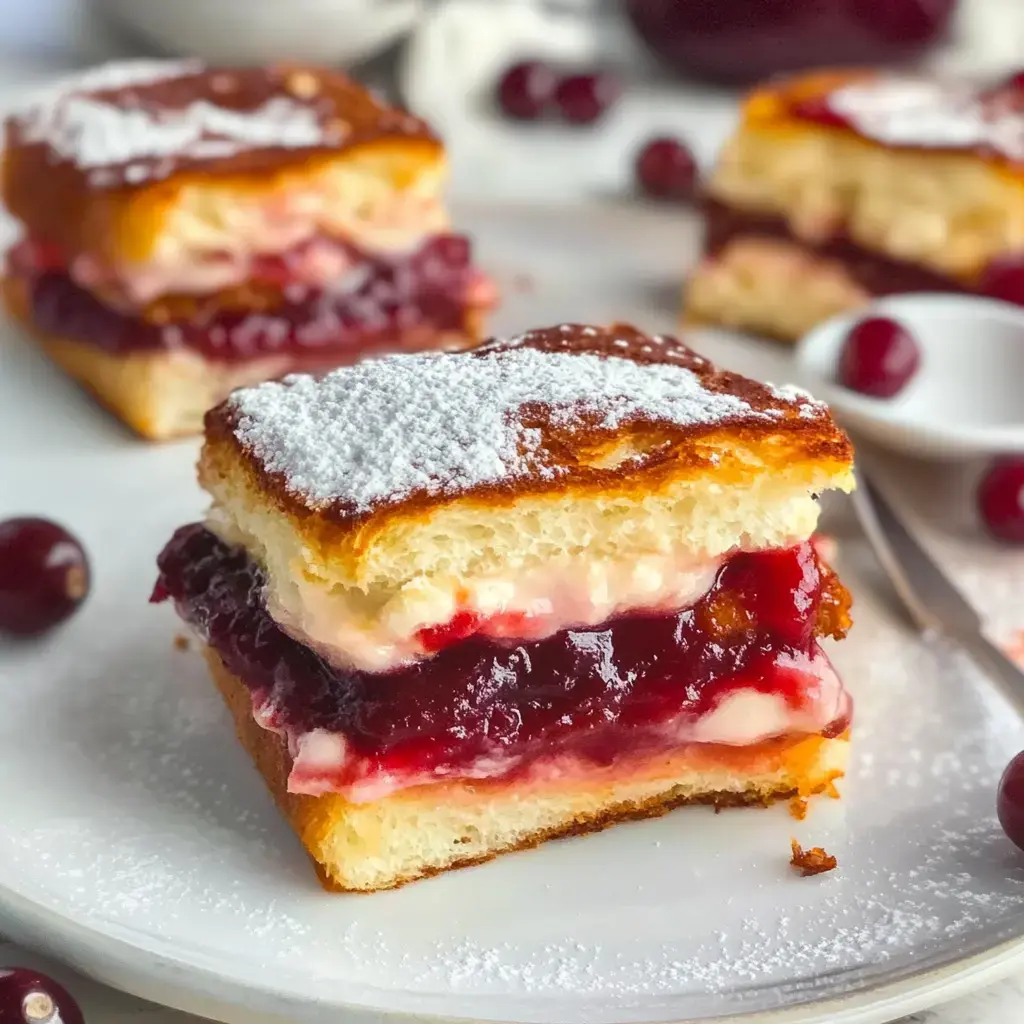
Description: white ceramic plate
xmin=4 ymin=203 xmax=1024 ymax=1024
xmin=794 ymin=293 xmax=1024 ymax=461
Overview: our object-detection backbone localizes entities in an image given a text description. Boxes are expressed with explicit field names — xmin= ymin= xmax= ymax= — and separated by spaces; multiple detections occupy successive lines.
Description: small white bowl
xmin=93 ymin=0 xmax=424 ymax=67
xmin=795 ymin=293 xmax=1024 ymax=460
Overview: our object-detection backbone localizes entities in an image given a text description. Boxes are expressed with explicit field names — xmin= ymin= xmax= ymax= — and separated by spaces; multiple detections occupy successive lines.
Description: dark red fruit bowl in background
xmin=624 ymin=0 xmax=959 ymax=86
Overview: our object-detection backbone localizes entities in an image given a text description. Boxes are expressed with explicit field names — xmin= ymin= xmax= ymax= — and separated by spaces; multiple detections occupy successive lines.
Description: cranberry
xmin=635 ymin=137 xmax=698 ymax=200
xmin=496 ymin=61 xmax=557 ymax=121
xmin=1004 ymin=70 xmax=1024 ymax=92
xmin=0 ymin=518 xmax=90 ymax=637
xmin=978 ymin=255 xmax=1024 ymax=307
xmin=999 ymin=751 xmax=1024 ymax=851
xmin=837 ymin=316 xmax=921 ymax=398
xmin=977 ymin=459 xmax=1024 ymax=543
xmin=553 ymin=72 xmax=620 ymax=125
xmin=0 ymin=967 xmax=85 ymax=1024
xmin=417 ymin=611 xmax=484 ymax=654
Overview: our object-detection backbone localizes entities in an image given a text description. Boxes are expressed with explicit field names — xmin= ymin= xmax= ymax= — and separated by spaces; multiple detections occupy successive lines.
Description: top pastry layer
xmin=201 ymin=323 xmax=853 ymax=669
xmin=706 ymin=69 xmax=1024 ymax=282
xmin=3 ymin=60 xmax=445 ymax=276
xmin=208 ymin=322 xmax=850 ymax=516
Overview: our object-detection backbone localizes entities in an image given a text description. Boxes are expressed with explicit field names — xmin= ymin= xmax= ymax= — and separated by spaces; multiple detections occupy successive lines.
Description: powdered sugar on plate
xmin=228 ymin=326 xmax=817 ymax=512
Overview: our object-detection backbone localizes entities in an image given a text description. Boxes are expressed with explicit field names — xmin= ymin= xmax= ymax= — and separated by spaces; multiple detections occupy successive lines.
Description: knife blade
xmin=851 ymin=470 xmax=1024 ymax=719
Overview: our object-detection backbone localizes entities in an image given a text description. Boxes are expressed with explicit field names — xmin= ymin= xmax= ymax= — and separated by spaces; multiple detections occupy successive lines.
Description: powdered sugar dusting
xmin=824 ymin=76 xmax=1024 ymax=158
xmin=229 ymin=341 xmax=789 ymax=510
xmin=12 ymin=59 xmax=334 ymax=184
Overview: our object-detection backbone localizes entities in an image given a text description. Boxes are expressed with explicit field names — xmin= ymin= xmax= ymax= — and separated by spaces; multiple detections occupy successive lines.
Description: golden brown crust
xmin=789 ymin=838 xmax=838 ymax=876
xmin=203 ymin=322 xmax=855 ymax=543
xmin=3 ymin=63 xmax=442 ymax=264
xmin=205 ymin=647 xmax=848 ymax=892
xmin=3 ymin=275 xmax=486 ymax=440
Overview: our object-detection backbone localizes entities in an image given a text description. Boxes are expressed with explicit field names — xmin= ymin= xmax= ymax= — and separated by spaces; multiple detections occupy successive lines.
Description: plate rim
xmin=4 ymin=870 xmax=1024 ymax=1024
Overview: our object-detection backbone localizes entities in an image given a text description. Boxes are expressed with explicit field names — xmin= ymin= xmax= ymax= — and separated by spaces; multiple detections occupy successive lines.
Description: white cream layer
xmin=70 ymin=174 xmax=449 ymax=305
xmin=263 ymin=649 xmax=849 ymax=802
xmin=207 ymin=499 xmax=727 ymax=672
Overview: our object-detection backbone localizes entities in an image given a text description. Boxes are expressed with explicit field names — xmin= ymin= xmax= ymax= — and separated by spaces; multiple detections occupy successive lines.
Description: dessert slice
xmin=2 ymin=60 xmax=494 ymax=440
xmin=687 ymin=69 xmax=1024 ymax=341
xmin=153 ymin=322 xmax=856 ymax=892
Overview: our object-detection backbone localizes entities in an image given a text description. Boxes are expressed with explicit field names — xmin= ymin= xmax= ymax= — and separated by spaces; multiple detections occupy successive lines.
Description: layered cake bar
xmin=2 ymin=60 xmax=494 ymax=439
xmin=688 ymin=69 xmax=1024 ymax=341
xmin=153 ymin=323 xmax=856 ymax=892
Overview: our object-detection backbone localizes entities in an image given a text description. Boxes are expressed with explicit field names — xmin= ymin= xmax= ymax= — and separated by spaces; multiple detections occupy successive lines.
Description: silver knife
xmin=850 ymin=469 xmax=1024 ymax=719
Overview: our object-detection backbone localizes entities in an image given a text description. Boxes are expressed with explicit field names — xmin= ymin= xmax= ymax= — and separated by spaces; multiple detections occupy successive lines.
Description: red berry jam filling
xmin=153 ymin=526 xmax=852 ymax=787
xmin=704 ymin=198 xmax=966 ymax=299
xmin=10 ymin=234 xmax=479 ymax=363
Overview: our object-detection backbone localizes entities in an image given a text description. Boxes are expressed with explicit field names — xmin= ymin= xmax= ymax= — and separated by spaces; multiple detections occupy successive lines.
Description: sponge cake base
xmin=205 ymin=647 xmax=849 ymax=893
xmin=3 ymin=276 xmax=483 ymax=440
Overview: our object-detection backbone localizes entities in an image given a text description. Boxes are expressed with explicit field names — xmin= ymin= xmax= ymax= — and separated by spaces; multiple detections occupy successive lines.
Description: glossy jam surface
xmin=12 ymin=234 xmax=477 ymax=363
xmin=704 ymin=198 xmax=967 ymax=298
xmin=154 ymin=526 xmax=851 ymax=779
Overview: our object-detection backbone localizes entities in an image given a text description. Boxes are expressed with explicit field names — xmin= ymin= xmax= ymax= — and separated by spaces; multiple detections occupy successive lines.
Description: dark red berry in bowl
xmin=837 ymin=316 xmax=921 ymax=398
xmin=553 ymin=72 xmax=620 ymax=125
xmin=0 ymin=517 xmax=90 ymax=637
xmin=496 ymin=61 xmax=557 ymax=121
xmin=977 ymin=458 xmax=1024 ymax=544
xmin=998 ymin=750 xmax=1024 ymax=851
xmin=978 ymin=255 xmax=1024 ymax=306
xmin=635 ymin=136 xmax=697 ymax=200
xmin=0 ymin=967 xmax=85 ymax=1024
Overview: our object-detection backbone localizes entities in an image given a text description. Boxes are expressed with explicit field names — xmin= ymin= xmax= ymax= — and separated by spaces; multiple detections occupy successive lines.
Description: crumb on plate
xmin=789 ymin=796 xmax=809 ymax=821
xmin=790 ymin=839 xmax=837 ymax=877
xmin=174 ymin=633 xmax=191 ymax=651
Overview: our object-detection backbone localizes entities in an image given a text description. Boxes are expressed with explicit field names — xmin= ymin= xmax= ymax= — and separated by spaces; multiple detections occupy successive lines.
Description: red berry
xmin=0 ymin=518 xmax=90 ymax=637
xmin=837 ymin=316 xmax=921 ymax=398
xmin=635 ymin=136 xmax=697 ymax=200
xmin=496 ymin=61 xmax=556 ymax=121
xmin=978 ymin=255 xmax=1024 ymax=306
xmin=977 ymin=458 xmax=1024 ymax=543
xmin=0 ymin=967 xmax=85 ymax=1024
xmin=553 ymin=72 xmax=619 ymax=125
xmin=999 ymin=751 xmax=1024 ymax=851
xmin=1003 ymin=70 xmax=1024 ymax=92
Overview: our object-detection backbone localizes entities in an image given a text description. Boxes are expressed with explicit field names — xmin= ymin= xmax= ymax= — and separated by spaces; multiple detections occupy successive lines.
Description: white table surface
xmin=4 ymin=3 xmax=1024 ymax=1022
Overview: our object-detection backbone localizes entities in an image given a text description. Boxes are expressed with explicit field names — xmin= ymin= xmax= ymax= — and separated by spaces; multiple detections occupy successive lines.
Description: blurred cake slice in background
xmin=2 ymin=60 xmax=495 ymax=439
xmin=686 ymin=68 xmax=1024 ymax=341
